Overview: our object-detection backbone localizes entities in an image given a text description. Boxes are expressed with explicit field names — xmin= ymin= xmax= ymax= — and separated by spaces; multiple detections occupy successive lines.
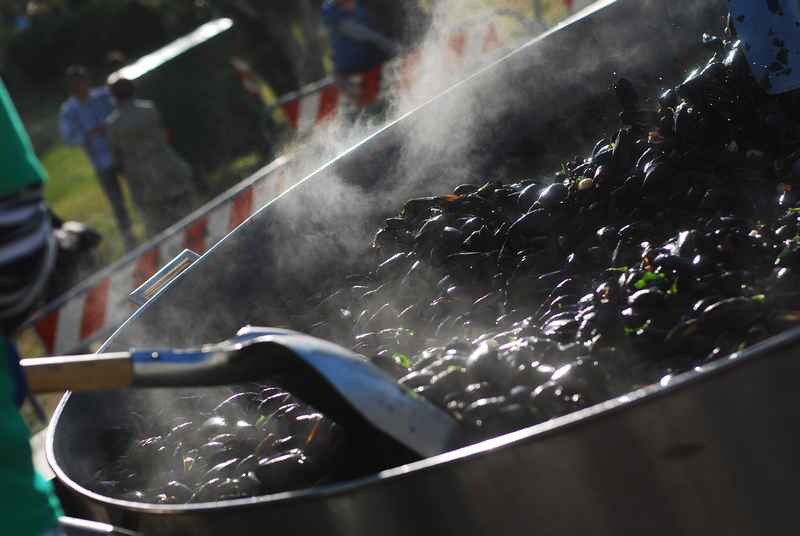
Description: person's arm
xmin=150 ymin=104 xmax=171 ymax=144
xmin=111 ymin=143 xmax=124 ymax=173
xmin=338 ymin=18 xmax=400 ymax=55
xmin=96 ymin=87 xmax=116 ymax=120
xmin=106 ymin=123 xmax=124 ymax=172
xmin=58 ymin=106 xmax=84 ymax=146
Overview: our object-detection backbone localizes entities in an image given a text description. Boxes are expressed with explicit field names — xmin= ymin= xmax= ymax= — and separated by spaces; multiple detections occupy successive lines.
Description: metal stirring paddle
xmin=22 ymin=327 xmax=464 ymax=459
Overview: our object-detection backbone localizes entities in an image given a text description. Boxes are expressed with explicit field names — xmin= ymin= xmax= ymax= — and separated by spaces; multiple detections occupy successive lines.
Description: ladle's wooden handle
xmin=22 ymin=353 xmax=134 ymax=394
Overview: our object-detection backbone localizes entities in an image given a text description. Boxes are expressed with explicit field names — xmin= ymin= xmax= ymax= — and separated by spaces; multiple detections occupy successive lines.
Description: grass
xmin=41 ymin=142 xmax=266 ymax=263
xmin=41 ymin=144 xmax=146 ymax=262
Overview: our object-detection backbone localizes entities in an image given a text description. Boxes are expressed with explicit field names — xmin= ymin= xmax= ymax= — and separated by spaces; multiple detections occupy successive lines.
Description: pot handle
xmin=59 ymin=516 xmax=141 ymax=536
xmin=129 ymin=249 xmax=199 ymax=306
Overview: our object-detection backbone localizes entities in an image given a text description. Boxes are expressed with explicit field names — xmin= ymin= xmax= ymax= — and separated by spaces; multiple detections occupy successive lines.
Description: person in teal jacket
xmin=0 ymin=78 xmax=64 ymax=536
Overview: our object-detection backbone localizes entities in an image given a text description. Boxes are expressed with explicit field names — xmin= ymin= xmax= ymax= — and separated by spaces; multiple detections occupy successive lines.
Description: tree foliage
xmin=5 ymin=0 xmax=215 ymax=85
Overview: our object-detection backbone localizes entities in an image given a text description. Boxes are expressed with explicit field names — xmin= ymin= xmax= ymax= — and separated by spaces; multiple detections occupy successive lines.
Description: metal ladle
xmin=22 ymin=327 xmax=464 ymax=459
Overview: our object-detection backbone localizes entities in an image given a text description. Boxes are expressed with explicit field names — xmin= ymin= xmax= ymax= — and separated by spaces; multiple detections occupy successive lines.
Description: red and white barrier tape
xmin=23 ymin=161 xmax=290 ymax=356
xmin=277 ymin=20 xmax=502 ymax=137
xmin=271 ymin=0 xmax=600 ymax=136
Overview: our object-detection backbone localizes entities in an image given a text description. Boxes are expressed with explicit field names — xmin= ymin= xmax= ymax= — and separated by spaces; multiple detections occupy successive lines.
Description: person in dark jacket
xmin=106 ymin=78 xmax=197 ymax=236
xmin=322 ymin=0 xmax=400 ymax=116
xmin=322 ymin=0 xmax=399 ymax=76
xmin=59 ymin=66 xmax=136 ymax=250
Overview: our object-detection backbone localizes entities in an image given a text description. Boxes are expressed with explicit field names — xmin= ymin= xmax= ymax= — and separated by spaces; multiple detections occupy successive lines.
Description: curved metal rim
xmin=47 ymin=325 xmax=800 ymax=515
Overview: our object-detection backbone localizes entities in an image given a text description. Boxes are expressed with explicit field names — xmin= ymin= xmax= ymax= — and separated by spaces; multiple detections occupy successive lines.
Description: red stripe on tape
xmin=398 ymin=51 xmax=421 ymax=92
xmin=134 ymin=249 xmax=160 ymax=288
xmin=317 ymin=84 xmax=339 ymax=122
xmin=284 ymin=100 xmax=300 ymax=129
xmin=34 ymin=311 xmax=59 ymax=355
xmin=230 ymin=188 xmax=254 ymax=230
xmin=274 ymin=174 xmax=286 ymax=196
xmin=80 ymin=278 xmax=110 ymax=340
xmin=184 ymin=217 xmax=208 ymax=252
xmin=243 ymin=78 xmax=260 ymax=96
xmin=483 ymin=22 xmax=500 ymax=53
xmin=359 ymin=65 xmax=383 ymax=107
xmin=448 ymin=32 xmax=466 ymax=60
xmin=565 ymin=0 xmax=574 ymax=9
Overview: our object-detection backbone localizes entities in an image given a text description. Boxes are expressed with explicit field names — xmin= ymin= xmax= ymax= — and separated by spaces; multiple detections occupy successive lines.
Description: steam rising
xmin=262 ymin=1 xmax=529 ymax=290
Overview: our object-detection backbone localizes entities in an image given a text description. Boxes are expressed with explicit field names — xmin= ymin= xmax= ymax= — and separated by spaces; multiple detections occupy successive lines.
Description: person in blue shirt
xmin=322 ymin=0 xmax=400 ymax=76
xmin=322 ymin=0 xmax=400 ymax=120
xmin=59 ymin=65 xmax=136 ymax=250
xmin=322 ymin=0 xmax=401 ymax=118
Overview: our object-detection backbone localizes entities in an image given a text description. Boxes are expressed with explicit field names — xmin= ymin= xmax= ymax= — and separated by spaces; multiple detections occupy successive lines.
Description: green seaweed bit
xmin=634 ymin=271 xmax=667 ymax=290
xmin=393 ymin=353 xmax=412 ymax=369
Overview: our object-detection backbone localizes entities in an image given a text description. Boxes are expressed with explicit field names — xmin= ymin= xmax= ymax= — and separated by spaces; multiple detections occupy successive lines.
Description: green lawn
xmin=41 ymin=143 xmax=145 ymax=262
xmin=41 ymin=142 xmax=265 ymax=265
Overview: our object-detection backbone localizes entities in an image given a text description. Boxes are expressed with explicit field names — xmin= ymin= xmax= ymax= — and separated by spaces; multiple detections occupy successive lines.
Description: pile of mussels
xmin=299 ymin=35 xmax=800 ymax=441
xmin=98 ymin=34 xmax=800 ymax=503
xmin=93 ymin=386 xmax=342 ymax=503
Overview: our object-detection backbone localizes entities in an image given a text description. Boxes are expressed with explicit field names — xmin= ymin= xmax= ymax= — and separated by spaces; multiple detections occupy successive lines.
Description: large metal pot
xmin=49 ymin=1 xmax=797 ymax=534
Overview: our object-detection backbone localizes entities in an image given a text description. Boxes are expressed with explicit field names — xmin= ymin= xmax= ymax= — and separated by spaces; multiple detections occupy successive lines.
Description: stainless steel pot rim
xmin=46 ymin=325 xmax=800 ymax=514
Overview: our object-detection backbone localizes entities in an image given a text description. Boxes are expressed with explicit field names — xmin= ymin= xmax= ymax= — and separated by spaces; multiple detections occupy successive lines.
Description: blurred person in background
xmin=106 ymin=77 xmax=197 ymax=237
xmin=59 ymin=65 xmax=136 ymax=250
xmin=322 ymin=0 xmax=400 ymax=112
xmin=290 ymin=0 xmax=327 ymax=84
xmin=0 ymin=78 xmax=64 ymax=536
